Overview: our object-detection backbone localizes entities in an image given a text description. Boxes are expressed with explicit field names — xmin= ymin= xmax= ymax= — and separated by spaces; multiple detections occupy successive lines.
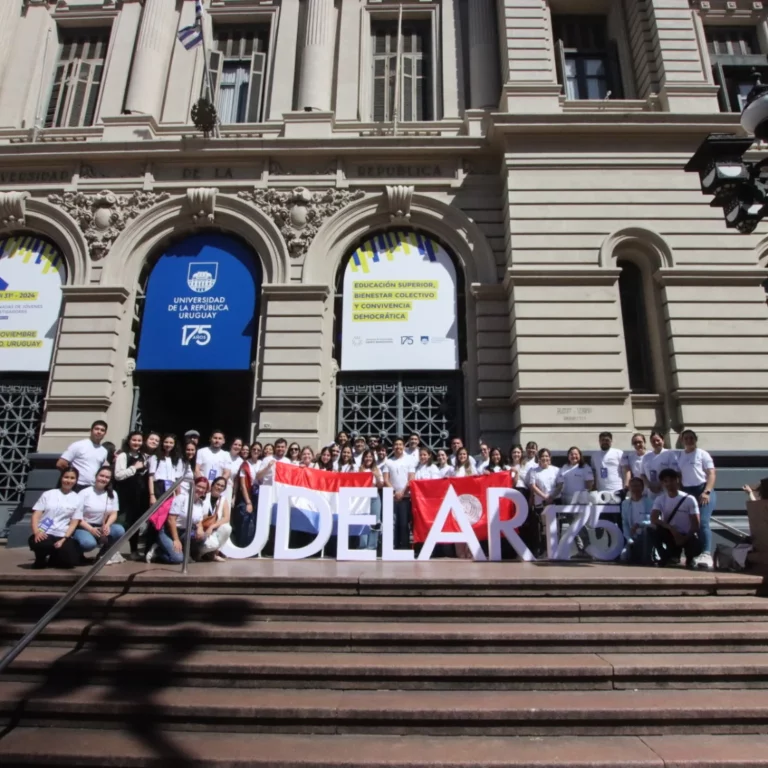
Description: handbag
xmin=148 ymin=496 xmax=174 ymax=531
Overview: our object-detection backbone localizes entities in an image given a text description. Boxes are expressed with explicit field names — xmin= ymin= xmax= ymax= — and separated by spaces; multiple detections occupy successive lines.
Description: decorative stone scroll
xmin=238 ymin=186 xmax=365 ymax=257
xmin=0 ymin=191 xmax=30 ymax=230
xmin=386 ymin=184 xmax=414 ymax=223
xmin=48 ymin=189 xmax=170 ymax=260
xmin=186 ymin=187 xmax=218 ymax=225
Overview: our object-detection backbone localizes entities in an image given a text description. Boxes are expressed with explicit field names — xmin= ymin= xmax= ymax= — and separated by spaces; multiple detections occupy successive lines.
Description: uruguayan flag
xmin=177 ymin=0 xmax=204 ymax=50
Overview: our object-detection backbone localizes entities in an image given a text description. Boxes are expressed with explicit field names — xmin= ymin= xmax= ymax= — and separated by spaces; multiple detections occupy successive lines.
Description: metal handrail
xmin=711 ymin=514 xmax=750 ymax=540
xmin=0 ymin=471 xmax=193 ymax=675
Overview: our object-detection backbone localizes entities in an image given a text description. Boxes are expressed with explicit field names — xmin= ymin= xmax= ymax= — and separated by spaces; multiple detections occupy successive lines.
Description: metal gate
xmin=0 ymin=379 xmax=46 ymax=511
xmin=337 ymin=375 xmax=462 ymax=451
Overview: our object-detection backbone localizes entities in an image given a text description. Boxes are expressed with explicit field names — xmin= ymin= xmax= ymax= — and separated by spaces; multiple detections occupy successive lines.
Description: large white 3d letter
xmin=220 ymin=485 xmax=273 ymax=559
xmin=418 ymin=485 xmax=486 ymax=561
xmin=381 ymin=488 xmax=413 ymax=561
xmin=337 ymin=487 xmax=378 ymax=562
xmin=487 ymin=488 xmax=535 ymax=562
xmin=273 ymin=485 xmax=333 ymax=560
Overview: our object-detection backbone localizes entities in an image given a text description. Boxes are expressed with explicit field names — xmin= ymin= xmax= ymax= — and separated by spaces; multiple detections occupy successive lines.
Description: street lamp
xmin=685 ymin=75 xmax=768 ymax=234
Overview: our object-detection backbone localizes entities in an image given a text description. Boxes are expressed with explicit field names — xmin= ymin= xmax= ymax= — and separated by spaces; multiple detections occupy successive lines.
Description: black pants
xmin=28 ymin=535 xmax=81 ymax=569
xmin=522 ymin=507 xmax=545 ymax=558
xmin=393 ymin=498 xmax=412 ymax=550
xmin=652 ymin=527 xmax=702 ymax=567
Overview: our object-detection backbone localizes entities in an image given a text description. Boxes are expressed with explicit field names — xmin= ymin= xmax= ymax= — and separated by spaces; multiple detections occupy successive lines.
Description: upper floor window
xmin=618 ymin=260 xmax=653 ymax=394
xmin=705 ymin=26 xmax=767 ymax=112
xmin=552 ymin=15 xmax=623 ymax=100
xmin=209 ymin=25 xmax=269 ymax=124
xmin=45 ymin=29 xmax=110 ymax=128
xmin=371 ymin=19 xmax=433 ymax=122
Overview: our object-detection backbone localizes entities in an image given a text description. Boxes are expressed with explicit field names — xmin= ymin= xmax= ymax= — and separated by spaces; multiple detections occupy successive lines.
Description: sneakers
xmin=105 ymin=552 xmax=126 ymax=566
xmin=694 ymin=552 xmax=714 ymax=571
xmin=145 ymin=544 xmax=159 ymax=563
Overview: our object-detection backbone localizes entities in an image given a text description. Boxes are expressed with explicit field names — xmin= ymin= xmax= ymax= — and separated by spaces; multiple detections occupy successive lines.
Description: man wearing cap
xmin=184 ymin=430 xmax=200 ymax=447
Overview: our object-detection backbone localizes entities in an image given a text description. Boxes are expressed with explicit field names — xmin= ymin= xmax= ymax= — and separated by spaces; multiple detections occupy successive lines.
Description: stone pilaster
xmin=468 ymin=0 xmax=500 ymax=109
xmin=124 ymin=0 xmax=179 ymax=117
xmin=297 ymin=0 xmax=335 ymax=112
xmin=0 ymin=1 xmax=21 ymax=83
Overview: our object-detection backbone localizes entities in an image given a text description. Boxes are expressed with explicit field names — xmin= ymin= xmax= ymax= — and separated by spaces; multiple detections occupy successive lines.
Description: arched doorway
xmin=134 ymin=232 xmax=262 ymax=440
xmin=0 ymin=234 xmax=66 ymax=527
xmin=333 ymin=230 xmax=465 ymax=449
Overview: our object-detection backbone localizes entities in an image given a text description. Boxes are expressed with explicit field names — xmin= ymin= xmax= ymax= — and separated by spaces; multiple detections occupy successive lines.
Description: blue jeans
xmin=683 ymin=484 xmax=717 ymax=555
xmin=359 ymin=495 xmax=382 ymax=551
xmin=73 ymin=523 xmax=125 ymax=554
xmin=154 ymin=528 xmax=186 ymax=564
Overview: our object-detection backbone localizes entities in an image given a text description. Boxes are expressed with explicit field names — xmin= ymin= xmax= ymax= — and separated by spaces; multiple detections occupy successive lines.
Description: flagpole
xmin=198 ymin=1 xmax=220 ymax=138
xmin=392 ymin=2 xmax=403 ymax=137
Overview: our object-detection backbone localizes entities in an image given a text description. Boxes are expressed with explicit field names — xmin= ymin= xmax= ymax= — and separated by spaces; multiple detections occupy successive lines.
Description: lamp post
xmin=685 ymin=74 xmax=768 ymax=234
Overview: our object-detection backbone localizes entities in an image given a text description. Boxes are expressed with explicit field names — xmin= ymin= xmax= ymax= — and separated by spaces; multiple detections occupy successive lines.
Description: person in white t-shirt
xmin=651 ymin=468 xmax=702 ymax=568
xmin=29 ymin=468 xmax=83 ymax=569
xmin=286 ymin=442 xmax=302 ymax=466
xmin=641 ymin=431 xmax=679 ymax=496
xmin=555 ymin=447 xmax=595 ymax=504
xmin=338 ymin=444 xmax=357 ymax=473
xmin=508 ymin=444 xmax=526 ymax=489
xmin=592 ymin=432 xmax=624 ymax=496
xmin=434 ymin=449 xmax=455 ymax=479
xmin=413 ymin=447 xmax=440 ymax=480
xmin=73 ymin=466 xmax=124 ymax=559
xmin=352 ymin=436 xmax=368 ymax=468
xmin=228 ymin=438 xmax=246 ymax=484
xmin=476 ymin=443 xmax=491 ymax=474
xmin=382 ymin=438 xmax=414 ymax=550
xmin=148 ymin=434 xmax=183 ymax=507
xmin=677 ymin=429 xmax=717 ymax=570
xmin=449 ymin=437 xmax=478 ymax=473
xmin=299 ymin=446 xmax=315 ymax=467
xmin=404 ymin=433 xmax=422 ymax=467
xmin=453 ymin=447 xmax=477 ymax=478
xmin=375 ymin=444 xmax=390 ymax=474
xmin=359 ymin=449 xmax=385 ymax=552
xmin=256 ymin=438 xmax=293 ymax=486
xmin=522 ymin=441 xmax=539 ymax=487
xmin=484 ymin=447 xmax=507 ymax=474
xmin=195 ymin=430 xmax=232 ymax=487
xmin=315 ymin=446 xmax=335 ymax=471
xmin=57 ymin=420 xmax=109 ymax=491
xmin=622 ymin=433 xmax=648 ymax=487
xmin=526 ymin=449 xmax=558 ymax=557
xmin=330 ymin=444 xmax=341 ymax=472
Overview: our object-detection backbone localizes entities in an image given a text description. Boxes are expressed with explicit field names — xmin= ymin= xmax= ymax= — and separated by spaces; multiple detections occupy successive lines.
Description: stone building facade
xmin=0 ymin=0 xmax=767 ymax=489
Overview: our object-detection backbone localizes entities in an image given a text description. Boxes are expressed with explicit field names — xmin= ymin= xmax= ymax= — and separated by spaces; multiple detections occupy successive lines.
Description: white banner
xmin=0 ymin=236 xmax=65 ymax=372
xmin=341 ymin=231 xmax=458 ymax=371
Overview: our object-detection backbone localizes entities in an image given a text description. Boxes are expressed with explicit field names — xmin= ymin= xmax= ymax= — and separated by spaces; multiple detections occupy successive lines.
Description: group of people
xmin=29 ymin=421 xmax=718 ymax=570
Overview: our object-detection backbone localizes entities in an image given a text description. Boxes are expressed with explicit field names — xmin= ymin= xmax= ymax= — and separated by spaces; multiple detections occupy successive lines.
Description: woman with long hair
xmin=434 ymin=449 xmax=455 ymax=479
xmin=233 ymin=442 xmax=262 ymax=547
xmin=197 ymin=475 xmax=233 ymax=562
xmin=358 ymin=449 xmax=384 ymax=551
xmin=315 ymin=446 xmax=334 ymax=471
xmin=484 ymin=447 xmax=506 ymax=474
xmin=287 ymin=442 xmax=302 ymax=465
xmin=454 ymin=447 xmax=475 ymax=477
xmin=555 ymin=446 xmax=595 ymax=504
xmin=300 ymin=446 xmax=315 ymax=467
xmin=336 ymin=431 xmax=350 ymax=448
xmin=508 ymin=444 xmax=525 ymax=488
xmin=74 ymin=466 xmax=124 ymax=562
xmin=526 ymin=448 xmax=560 ymax=557
xmin=330 ymin=444 xmax=341 ymax=470
xmin=338 ymin=444 xmax=356 ymax=472
xmin=148 ymin=434 xmax=182 ymax=508
xmin=413 ymin=447 xmax=439 ymax=479
xmin=179 ymin=439 xmax=198 ymax=497
xmin=28 ymin=468 xmax=83 ymax=569
xmin=113 ymin=431 xmax=149 ymax=559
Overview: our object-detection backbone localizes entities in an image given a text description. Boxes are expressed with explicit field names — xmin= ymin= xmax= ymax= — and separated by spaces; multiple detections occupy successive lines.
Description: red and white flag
xmin=272 ymin=463 xmax=374 ymax=534
xmin=410 ymin=473 xmax=514 ymax=544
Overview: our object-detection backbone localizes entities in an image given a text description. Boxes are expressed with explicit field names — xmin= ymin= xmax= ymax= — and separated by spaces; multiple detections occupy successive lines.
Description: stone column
xmin=124 ymin=0 xmax=179 ymax=117
xmin=297 ymin=0 xmax=335 ymax=112
xmin=0 ymin=1 xmax=20 ymax=80
xmin=468 ymin=0 xmax=500 ymax=109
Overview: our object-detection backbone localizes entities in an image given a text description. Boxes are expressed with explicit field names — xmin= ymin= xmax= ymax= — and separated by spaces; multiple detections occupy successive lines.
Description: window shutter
xmin=555 ymin=39 xmax=567 ymax=96
xmin=606 ymin=40 xmax=623 ymax=99
xmin=208 ymin=49 xmax=223 ymax=100
xmin=712 ymin=63 xmax=730 ymax=112
xmin=373 ymin=57 xmax=386 ymax=121
xmin=83 ymin=62 xmax=103 ymax=126
xmin=45 ymin=62 xmax=70 ymax=128
xmin=245 ymin=51 xmax=266 ymax=123
xmin=402 ymin=56 xmax=413 ymax=121
xmin=68 ymin=61 xmax=91 ymax=127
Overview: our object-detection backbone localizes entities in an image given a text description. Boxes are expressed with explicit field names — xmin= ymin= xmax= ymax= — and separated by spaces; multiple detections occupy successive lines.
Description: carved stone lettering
xmin=0 ymin=170 xmax=70 ymax=184
xmin=355 ymin=164 xmax=443 ymax=178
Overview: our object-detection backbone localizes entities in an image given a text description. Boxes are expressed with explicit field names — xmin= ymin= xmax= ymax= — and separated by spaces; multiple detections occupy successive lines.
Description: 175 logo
xmin=181 ymin=325 xmax=212 ymax=346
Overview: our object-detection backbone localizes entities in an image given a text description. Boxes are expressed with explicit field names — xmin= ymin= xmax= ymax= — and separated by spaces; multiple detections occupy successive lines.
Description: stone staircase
xmin=0 ymin=552 xmax=767 ymax=766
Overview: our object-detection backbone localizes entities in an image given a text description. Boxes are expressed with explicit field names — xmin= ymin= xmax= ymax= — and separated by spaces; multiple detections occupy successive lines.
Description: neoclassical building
xmin=0 ymin=0 xmax=767 ymax=528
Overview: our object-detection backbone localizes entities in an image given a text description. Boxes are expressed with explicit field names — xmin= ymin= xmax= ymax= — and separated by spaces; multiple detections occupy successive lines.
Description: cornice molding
xmin=655 ymin=268 xmax=768 ymax=286
xmin=510 ymin=389 xmax=631 ymax=406
xmin=504 ymin=267 xmax=622 ymax=290
xmin=61 ymin=285 xmax=131 ymax=302
xmin=255 ymin=396 xmax=324 ymax=411
xmin=261 ymin=284 xmax=331 ymax=301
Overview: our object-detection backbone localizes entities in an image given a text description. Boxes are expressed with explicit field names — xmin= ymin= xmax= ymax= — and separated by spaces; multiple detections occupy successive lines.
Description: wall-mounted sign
xmin=137 ymin=233 xmax=261 ymax=371
xmin=0 ymin=236 xmax=65 ymax=372
xmin=341 ymin=231 xmax=458 ymax=371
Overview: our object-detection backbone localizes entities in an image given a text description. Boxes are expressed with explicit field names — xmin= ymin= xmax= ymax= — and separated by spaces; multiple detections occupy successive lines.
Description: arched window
xmin=618 ymin=259 xmax=653 ymax=393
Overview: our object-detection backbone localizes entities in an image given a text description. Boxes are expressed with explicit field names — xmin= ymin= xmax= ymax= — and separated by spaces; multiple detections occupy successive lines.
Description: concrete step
xmin=5 ymin=647 xmax=768 ymax=691
xmin=4 ymin=619 xmax=768 ymax=653
xmin=3 ymin=592 xmax=767 ymax=624
xmin=2 ymin=728 xmax=768 ymax=767
xmin=2 ymin=684 xmax=768 ymax=736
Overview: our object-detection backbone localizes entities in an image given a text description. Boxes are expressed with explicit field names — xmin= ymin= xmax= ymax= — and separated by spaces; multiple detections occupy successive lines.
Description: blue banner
xmin=137 ymin=234 xmax=261 ymax=371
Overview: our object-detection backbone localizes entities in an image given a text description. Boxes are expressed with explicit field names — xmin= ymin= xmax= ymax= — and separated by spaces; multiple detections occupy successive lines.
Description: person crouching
xmin=651 ymin=469 xmax=702 ymax=568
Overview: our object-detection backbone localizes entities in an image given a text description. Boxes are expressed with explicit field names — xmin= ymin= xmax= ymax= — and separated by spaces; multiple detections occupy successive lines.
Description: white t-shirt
xmin=196 ymin=447 xmax=232 ymax=485
xmin=435 ymin=464 xmax=455 ymax=479
xmin=451 ymin=454 xmax=478 ymax=472
xmin=510 ymin=465 xmax=526 ymax=489
xmin=477 ymin=458 xmax=490 ymax=473
xmin=404 ymin=447 xmax=420 ymax=467
xmin=339 ymin=463 xmax=356 ymax=473
xmin=641 ymin=449 xmax=679 ymax=487
xmin=33 ymin=489 xmax=83 ymax=537
xmin=678 ymin=449 xmax=715 ymax=487
xmin=169 ymin=493 xmax=211 ymax=530
xmin=454 ymin=465 xmax=477 ymax=478
xmin=523 ymin=461 xmax=539 ymax=487
xmin=593 ymin=448 xmax=624 ymax=492
xmin=653 ymin=491 xmax=699 ymax=535
xmin=178 ymin=462 xmax=195 ymax=496
xmin=240 ymin=460 xmax=261 ymax=489
xmin=256 ymin=455 xmax=293 ymax=486
xmin=383 ymin=454 xmax=413 ymax=492
xmin=376 ymin=458 xmax=389 ymax=474
xmin=148 ymin=455 xmax=183 ymax=487
xmin=486 ymin=464 xmax=509 ymax=474
xmin=228 ymin=456 xmax=244 ymax=485
xmin=530 ymin=465 xmax=560 ymax=505
xmin=413 ymin=463 xmax=440 ymax=480
xmin=622 ymin=451 xmax=646 ymax=480
xmin=556 ymin=463 xmax=595 ymax=503
xmin=77 ymin=486 xmax=119 ymax=526
xmin=60 ymin=439 xmax=108 ymax=486
xmin=353 ymin=451 xmax=366 ymax=468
